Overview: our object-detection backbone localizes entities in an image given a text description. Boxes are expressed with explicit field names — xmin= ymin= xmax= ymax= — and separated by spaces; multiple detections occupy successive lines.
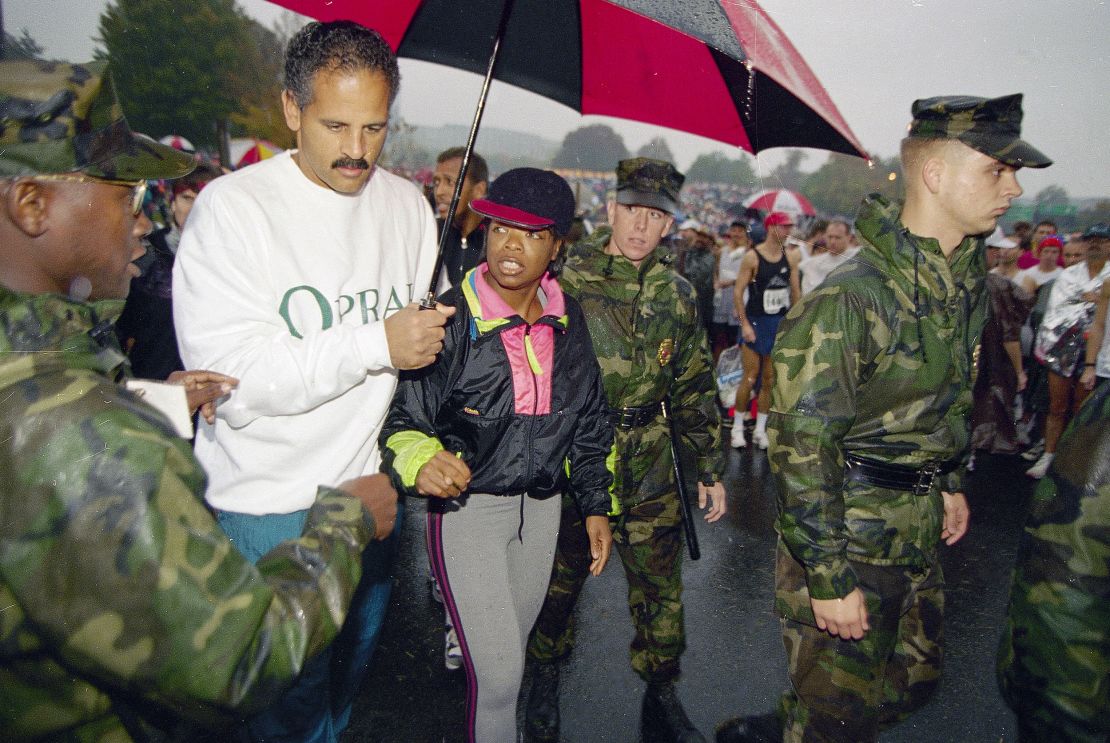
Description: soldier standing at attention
xmin=716 ymin=95 xmax=1051 ymax=743
xmin=0 ymin=60 xmax=399 ymax=741
xmin=524 ymin=158 xmax=727 ymax=743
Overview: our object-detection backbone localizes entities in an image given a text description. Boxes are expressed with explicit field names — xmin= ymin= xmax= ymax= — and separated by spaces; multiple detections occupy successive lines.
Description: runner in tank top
xmin=730 ymin=211 xmax=801 ymax=449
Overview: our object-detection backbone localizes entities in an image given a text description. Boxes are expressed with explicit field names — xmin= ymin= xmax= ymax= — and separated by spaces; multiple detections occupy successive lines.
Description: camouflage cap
xmin=0 ymin=59 xmax=194 ymax=180
xmin=614 ymin=157 xmax=684 ymax=213
xmin=907 ymin=93 xmax=1051 ymax=169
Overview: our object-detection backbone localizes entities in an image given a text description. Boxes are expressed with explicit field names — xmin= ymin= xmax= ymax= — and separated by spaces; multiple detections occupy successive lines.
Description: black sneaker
xmin=714 ymin=713 xmax=781 ymax=743
xmin=641 ymin=681 xmax=705 ymax=743
xmin=524 ymin=662 xmax=560 ymax=742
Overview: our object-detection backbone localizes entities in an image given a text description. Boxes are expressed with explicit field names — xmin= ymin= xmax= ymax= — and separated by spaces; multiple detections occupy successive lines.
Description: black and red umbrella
xmin=269 ymin=0 xmax=866 ymax=303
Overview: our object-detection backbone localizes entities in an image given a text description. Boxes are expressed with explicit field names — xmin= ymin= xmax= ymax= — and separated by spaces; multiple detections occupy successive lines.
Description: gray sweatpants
xmin=427 ymin=491 xmax=562 ymax=743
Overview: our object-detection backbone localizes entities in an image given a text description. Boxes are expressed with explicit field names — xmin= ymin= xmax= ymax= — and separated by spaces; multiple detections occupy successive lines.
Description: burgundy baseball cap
xmin=470 ymin=167 xmax=575 ymax=236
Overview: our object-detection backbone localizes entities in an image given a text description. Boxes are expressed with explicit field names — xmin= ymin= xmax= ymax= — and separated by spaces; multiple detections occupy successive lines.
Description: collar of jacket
xmin=855 ymin=192 xmax=986 ymax=306
xmin=570 ymin=225 xmax=673 ymax=282
xmin=0 ymin=287 xmax=128 ymax=379
xmin=459 ymin=265 xmax=568 ymax=340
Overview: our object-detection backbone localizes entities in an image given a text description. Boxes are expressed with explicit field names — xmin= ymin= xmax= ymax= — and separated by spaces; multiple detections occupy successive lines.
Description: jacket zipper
xmin=520 ymin=323 xmax=540 ymax=542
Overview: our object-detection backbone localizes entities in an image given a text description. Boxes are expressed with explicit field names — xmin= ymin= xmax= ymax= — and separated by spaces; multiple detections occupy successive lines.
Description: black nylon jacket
xmin=380 ymin=270 xmax=613 ymax=516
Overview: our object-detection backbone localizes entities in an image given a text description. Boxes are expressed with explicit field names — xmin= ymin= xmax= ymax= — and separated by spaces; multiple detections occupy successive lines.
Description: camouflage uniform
xmin=0 ymin=289 xmax=376 ymax=741
xmin=527 ymin=225 xmax=723 ymax=681
xmin=768 ymin=193 xmax=989 ymax=741
xmin=0 ymin=60 xmax=374 ymax=742
xmin=998 ymin=379 xmax=1110 ymax=742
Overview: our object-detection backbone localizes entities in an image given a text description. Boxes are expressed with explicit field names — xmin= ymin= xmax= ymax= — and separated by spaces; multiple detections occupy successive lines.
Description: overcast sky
xmin=6 ymin=0 xmax=1108 ymax=199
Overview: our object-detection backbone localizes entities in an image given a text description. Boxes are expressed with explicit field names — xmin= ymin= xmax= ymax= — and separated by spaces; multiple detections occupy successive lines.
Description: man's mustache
xmin=333 ymin=157 xmax=369 ymax=170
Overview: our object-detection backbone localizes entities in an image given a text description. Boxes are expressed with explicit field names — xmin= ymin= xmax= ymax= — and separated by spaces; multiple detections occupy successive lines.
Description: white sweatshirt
xmin=173 ymin=152 xmax=437 ymax=514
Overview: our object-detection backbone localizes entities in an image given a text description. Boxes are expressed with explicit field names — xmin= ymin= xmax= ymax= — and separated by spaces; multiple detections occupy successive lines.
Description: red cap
xmin=764 ymin=211 xmax=794 ymax=228
xmin=1037 ymin=235 xmax=1064 ymax=250
xmin=469 ymin=199 xmax=554 ymax=232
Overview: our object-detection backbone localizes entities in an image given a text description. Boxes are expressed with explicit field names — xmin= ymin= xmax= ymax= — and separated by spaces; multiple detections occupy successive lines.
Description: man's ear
xmin=5 ymin=179 xmax=50 ymax=237
xmin=547 ymin=238 xmax=567 ymax=276
xmin=661 ymin=214 xmax=675 ymax=236
xmin=921 ymin=155 xmax=946 ymax=196
xmin=472 ymin=180 xmax=488 ymax=200
xmin=281 ymin=89 xmax=303 ymax=133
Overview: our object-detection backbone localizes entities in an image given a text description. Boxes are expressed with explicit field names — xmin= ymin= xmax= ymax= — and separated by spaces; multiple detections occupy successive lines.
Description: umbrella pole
xmin=421 ymin=0 xmax=518 ymax=308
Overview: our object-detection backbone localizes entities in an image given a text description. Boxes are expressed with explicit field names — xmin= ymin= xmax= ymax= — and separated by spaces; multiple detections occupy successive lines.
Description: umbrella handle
xmin=422 ymin=0 xmax=519 ymax=308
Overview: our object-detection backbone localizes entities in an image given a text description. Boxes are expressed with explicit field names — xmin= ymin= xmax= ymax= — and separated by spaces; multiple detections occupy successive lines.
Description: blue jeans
xmin=217 ymin=503 xmax=401 ymax=743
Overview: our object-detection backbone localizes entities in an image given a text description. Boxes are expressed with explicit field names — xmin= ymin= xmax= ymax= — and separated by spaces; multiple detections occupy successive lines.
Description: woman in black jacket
xmin=380 ymin=169 xmax=613 ymax=743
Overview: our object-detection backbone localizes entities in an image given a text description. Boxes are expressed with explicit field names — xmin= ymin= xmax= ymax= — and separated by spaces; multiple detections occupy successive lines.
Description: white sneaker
xmin=445 ymin=621 xmax=462 ymax=671
xmin=1025 ymin=453 xmax=1054 ymax=479
xmin=730 ymin=425 xmax=747 ymax=448
xmin=753 ymin=430 xmax=769 ymax=450
xmin=1021 ymin=439 xmax=1045 ymax=461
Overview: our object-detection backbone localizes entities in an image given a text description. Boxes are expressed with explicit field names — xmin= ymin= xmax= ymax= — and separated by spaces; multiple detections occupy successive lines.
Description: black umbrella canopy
xmin=374 ymin=0 xmax=866 ymax=156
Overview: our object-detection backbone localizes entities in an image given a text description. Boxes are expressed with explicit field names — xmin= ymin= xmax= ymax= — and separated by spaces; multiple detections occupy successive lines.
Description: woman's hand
xmin=415 ymin=451 xmax=472 ymax=498
xmin=584 ymin=515 xmax=613 ymax=577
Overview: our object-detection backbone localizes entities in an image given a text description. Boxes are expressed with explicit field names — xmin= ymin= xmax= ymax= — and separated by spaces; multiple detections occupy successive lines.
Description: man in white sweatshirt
xmin=173 ymin=21 xmax=449 ymax=743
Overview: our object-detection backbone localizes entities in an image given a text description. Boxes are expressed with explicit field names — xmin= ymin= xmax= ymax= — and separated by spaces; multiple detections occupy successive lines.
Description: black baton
xmin=661 ymin=397 xmax=700 ymax=560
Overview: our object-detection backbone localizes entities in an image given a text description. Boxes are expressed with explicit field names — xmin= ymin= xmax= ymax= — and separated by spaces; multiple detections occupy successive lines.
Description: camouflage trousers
xmin=527 ymin=496 xmax=686 ymax=682
xmin=776 ymin=542 xmax=944 ymax=743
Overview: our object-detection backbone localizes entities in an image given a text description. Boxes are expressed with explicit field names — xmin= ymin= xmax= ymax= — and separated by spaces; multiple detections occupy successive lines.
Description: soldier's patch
xmin=657 ymin=338 xmax=674 ymax=367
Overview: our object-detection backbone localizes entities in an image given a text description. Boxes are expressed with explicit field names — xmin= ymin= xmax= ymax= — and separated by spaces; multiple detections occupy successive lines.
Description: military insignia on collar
xmin=657 ymin=338 xmax=674 ymax=366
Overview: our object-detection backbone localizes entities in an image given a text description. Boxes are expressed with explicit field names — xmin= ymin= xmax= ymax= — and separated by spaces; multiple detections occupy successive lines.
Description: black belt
xmin=843 ymin=454 xmax=956 ymax=496
xmin=609 ymin=403 xmax=662 ymax=429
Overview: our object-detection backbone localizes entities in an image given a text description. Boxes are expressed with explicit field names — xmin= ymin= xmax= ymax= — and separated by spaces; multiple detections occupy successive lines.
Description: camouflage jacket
xmin=997 ymin=379 xmax=1110 ymax=735
xmin=769 ymin=194 xmax=988 ymax=599
xmin=561 ymin=228 xmax=722 ymax=516
xmin=997 ymin=378 xmax=1110 ymax=735
xmin=0 ymin=288 xmax=373 ymax=741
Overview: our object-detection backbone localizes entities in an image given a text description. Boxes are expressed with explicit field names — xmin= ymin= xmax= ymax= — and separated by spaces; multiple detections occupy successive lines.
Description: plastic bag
xmin=1034 ymin=304 xmax=1093 ymax=378
xmin=716 ymin=344 xmax=744 ymax=408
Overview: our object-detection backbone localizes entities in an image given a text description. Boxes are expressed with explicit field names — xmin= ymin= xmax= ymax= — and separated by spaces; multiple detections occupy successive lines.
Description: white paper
xmin=125 ymin=380 xmax=193 ymax=438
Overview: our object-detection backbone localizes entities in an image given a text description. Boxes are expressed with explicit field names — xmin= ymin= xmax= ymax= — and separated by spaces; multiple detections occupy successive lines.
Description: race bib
xmin=763 ymin=286 xmax=790 ymax=314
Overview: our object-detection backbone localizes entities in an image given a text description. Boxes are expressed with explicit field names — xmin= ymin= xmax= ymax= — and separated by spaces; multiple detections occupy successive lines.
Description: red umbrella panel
xmin=229 ymin=138 xmax=284 ymax=169
xmin=743 ymin=189 xmax=817 ymax=217
xmin=267 ymin=0 xmax=866 ymax=158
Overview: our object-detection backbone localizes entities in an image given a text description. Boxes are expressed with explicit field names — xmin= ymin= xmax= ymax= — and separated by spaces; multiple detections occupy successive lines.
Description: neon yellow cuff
xmin=385 ymin=431 xmax=445 ymax=489
xmin=606 ymin=442 xmax=622 ymax=516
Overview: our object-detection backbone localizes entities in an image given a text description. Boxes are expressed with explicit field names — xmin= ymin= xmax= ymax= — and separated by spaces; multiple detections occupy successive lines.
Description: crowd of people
xmin=1 ymin=17 xmax=1108 ymax=743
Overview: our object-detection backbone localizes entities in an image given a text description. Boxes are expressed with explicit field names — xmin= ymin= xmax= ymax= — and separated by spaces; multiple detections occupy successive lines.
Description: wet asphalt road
xmin=343 ymin=442 xmax=1034 ymax=743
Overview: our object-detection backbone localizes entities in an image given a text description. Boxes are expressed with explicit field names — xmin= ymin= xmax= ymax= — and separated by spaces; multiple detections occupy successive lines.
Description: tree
xmin=685 ymin=151 xmax=757 ymax=186
xmin=1078 ymin=199 xmax=1110 ymax=227
xmin=3 ymin=29 xmax=45 ymax=60
xmin=229 ymin=17 xmax=293 ymax=149
xmin=800 ymin=153 xmax=902 ymax=218
xmin=96 ymin=0 xmax=267 ymax=149
xmin=769 ymin=149 xmax=808 ymax=191
xmin=379 ymin=117 xmax=429 ymax=170
xmin=551 ymin=124 xmax=629 ymax=171
xmin=1032 ymin=185 xmax=1077 ymax=229
xmin=636 ymin=136 xmax=674 ymax=163
xmin=1034 ymin=184 xmax=1069 ymax=206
